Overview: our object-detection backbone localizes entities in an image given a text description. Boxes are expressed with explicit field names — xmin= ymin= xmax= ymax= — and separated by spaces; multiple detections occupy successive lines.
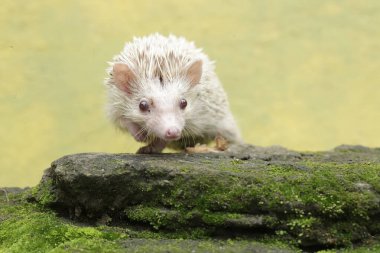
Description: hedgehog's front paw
xmin=136 ymin=145 xmax=157 ymax=154
xmin=136 ymin=140 xmax=166 ymax=154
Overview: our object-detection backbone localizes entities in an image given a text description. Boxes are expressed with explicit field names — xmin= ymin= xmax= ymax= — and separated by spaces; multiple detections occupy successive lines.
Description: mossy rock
xmin=0 ymin=190 xmax=295 ymax=252
xmin=2 ymin=144 xmax=380 ymax=252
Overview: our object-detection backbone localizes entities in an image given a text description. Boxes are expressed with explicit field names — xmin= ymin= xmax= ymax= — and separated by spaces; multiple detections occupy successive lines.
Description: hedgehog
xmin=105 ymin=33 xmax=242 ymax=154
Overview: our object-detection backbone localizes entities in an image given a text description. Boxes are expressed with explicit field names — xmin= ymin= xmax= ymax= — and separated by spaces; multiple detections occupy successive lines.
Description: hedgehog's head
xmin=112 ymin=60 xmax=202 ymax=142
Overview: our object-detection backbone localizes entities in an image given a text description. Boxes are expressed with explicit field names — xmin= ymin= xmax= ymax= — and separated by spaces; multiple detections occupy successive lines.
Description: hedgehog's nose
xmin=165 ymin=128 xmax=181 ymax=140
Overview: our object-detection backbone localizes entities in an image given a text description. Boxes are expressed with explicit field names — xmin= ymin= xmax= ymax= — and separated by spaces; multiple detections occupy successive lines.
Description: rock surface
xmin=31 ymin=144 xmax=380 ymax=251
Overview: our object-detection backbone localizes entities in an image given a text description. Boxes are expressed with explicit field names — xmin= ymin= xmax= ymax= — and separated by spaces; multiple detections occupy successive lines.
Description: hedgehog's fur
xmin=105 ymin=33 xmax=241 ymax=153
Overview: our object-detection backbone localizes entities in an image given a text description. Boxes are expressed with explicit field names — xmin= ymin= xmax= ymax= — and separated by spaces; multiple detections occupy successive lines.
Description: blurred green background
xmin=1 ymin=0 xmax=379 ymax=187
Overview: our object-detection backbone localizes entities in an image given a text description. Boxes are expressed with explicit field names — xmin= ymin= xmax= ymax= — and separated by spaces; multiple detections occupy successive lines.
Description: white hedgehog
xmin=105 ymin=33 xmax=242 ymax=153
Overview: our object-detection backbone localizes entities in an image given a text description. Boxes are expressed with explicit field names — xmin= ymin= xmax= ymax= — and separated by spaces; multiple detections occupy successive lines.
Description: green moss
xmin=31 ymin=178 xmax=56 ymax=206
xmin=317 ymin=238 xmax=380 ymax=252
xmin=50 ymin=238 xmax=124 ymax=253
xmin=125 ymin=227 xmax=208 ymax=240
xmin=125 ymin=206 xmax=184 ymax=230
xmin=125 ymin=205 xmax=246 ymax=230
xmin=201 ymin=212 xmax=242 ymax=226
xmin=0 ymin=194 xmax=127 ymax=253
xmin=230 ymin=159 xmax=244 ymax=165
xmin=0 ymin=193 xmax=298 ymax=253
xmin=146 ymin=160 xmax=380 ymax=247
xmin=287 ymin=217 xmax=317 ymax=232
xmin=113 ymin=239 xmax=297 ymax=253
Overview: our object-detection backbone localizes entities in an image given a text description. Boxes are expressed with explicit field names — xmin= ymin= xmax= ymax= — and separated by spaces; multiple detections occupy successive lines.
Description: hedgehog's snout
xmin=146 ymin=112 xmax=184 ymax=141
xmin=164 ymin=127 xmax=181 ymax=140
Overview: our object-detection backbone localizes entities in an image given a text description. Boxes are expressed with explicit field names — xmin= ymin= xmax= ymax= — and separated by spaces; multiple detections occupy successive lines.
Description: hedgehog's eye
xmin=179 ymin=98 xmax=187 ymax=110
xmin=159 ymin=74 xmax=163 ymax=84
xmin=139 ymin=99 xmax=150 ymax=112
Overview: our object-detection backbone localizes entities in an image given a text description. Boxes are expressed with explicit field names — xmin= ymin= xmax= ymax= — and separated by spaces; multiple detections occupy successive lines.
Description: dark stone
xmin=33 ymin=144 xmax=380 ymax=249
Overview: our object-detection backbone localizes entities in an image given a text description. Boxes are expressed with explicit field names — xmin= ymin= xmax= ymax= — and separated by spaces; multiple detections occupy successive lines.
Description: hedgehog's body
xmin=105 ymin=34 xmax=241 ymax=153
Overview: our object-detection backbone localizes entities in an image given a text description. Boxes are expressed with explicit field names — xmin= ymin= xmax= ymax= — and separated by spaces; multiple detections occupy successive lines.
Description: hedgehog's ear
xmin=112 ymin=63 xmax=135 ymax=94
xmin=187 ymin=60 xmax=202 ymax=86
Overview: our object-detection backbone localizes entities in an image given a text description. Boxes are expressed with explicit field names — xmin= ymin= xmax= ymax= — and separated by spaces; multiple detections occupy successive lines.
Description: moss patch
xmin=0 ymin=191 xmax=297 ymax=253
xmin=31 ymin=178 xmax=56 ymax=206
xmin=0 ymin=192 xmax=127 ymax=253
